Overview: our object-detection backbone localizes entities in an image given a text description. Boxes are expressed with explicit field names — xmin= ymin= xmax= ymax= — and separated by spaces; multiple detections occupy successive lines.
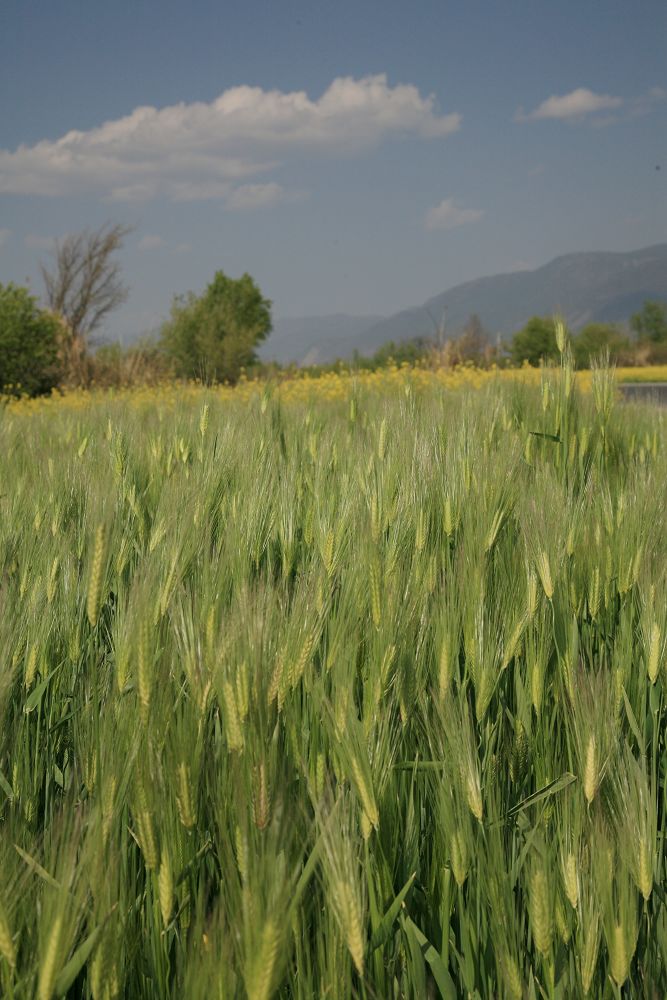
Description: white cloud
xmin=137 ymin=234 xmax=165 ymax=251
xmin=628 ymin=86 xmax=666 ymax=117
xmin=0 ymin=75 xmax=460 ymax=205
xmin=0 ymin=228 xmax=11 ymax=248
xmin=425 ymin=198 xmax=483 ymax=231
xmin=518 ymin=86 xmax=665 ymax=126
xmin=519 ymin=88 xmax=623 ymax=121
xmin=225 ymin=182 xmax=306 ymax=211
xmin=226 ymin=182 xmax=283 ymax=211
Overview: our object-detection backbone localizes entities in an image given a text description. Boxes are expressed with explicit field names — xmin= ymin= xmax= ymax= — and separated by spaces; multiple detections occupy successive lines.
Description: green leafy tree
xmin=572 ymin=322 xmax=630 ymax=367
xmin=510 ymin=316 xmax=559 ymax=366
xmin=630 ymin=300 xmax=667 ymax=344
xmin=160 ymin=271 xmax=272 ymax=382
xmin=0 ymin=283 xmax=61 ymax=396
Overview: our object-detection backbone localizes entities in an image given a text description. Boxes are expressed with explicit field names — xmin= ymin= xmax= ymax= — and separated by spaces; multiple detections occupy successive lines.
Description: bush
xmin=643 ymin=340 xmax=667 ymax=365
xmin=631 ymin=300 xmax=667 ymax=344
xmin=510 ymin=317 xmax=559 ymax=366
xmin=345 ymin=337 xmax=433 ymax=371
xmin=91 ymin=339 xmax=173 ymax=388
xmin=572 ymin=322 xmax=631 ymax=368
xmin=160 ymin=271 xmax=272 ymax=383
xmin=0 ymin=283 xmax=61 ymax=397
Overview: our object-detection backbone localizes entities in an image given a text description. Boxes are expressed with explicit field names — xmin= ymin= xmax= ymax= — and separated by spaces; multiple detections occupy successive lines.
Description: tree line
xmin=0 ymin=223 xmax=271 ymax=397
xmin=1 ymin=222 xmax=666 ymax=397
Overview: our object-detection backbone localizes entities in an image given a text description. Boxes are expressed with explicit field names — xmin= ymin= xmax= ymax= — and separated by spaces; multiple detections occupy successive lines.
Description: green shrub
xmin=572 ymin=322 xmax=631 ymax=367
xmin=631 ymin=300 xmax=667 ymax=344
xmin=160 ymin=271 xmax=272 ymax=383
xmin=0 ymin=282 xmax=61 ymax=396
xmin=509 ymin=316 xmax=559 ymax=366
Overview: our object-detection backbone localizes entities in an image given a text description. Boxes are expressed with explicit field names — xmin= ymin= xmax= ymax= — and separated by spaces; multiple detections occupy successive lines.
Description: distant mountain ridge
xmin=263 ymin=244 xmax=667 ymax=363
xmin=259 ymin=313 xmax=384 ymax=365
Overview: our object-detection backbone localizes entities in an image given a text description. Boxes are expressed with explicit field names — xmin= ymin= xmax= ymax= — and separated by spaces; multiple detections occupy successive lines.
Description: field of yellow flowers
xmin=5 ymin=361 xmax=667 ymax=417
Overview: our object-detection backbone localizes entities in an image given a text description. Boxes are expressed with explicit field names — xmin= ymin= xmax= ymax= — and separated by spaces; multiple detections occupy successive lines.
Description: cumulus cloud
xmin=0 ymin=228 xmax=11 ymax=248
xmin=518 ymin=87 xmax=623 ymax=122
xmin=517 ymin=86 xmax=666 ymax=125
xmin=0 ymin=75 xmax=460 ymax=205
xmin=425 ymin=198 xmax=483 ymax=231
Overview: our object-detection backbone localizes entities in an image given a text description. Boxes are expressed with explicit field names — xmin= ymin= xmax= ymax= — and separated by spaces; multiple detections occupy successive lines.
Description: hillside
xmin=259 ymin=313 xmax=384 ymax=364
xmin=263 ymin=244 xmax=667 ymax=363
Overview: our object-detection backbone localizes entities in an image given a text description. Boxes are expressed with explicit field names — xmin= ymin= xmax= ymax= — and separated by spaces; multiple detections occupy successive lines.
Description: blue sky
xmin=1 ymin=0 xmax=665 ymax=343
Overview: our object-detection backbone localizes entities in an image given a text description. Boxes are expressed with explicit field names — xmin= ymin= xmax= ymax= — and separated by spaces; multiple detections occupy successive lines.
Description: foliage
xmin=364 ymin=336 xmax=433 ymax=368
xmin=1 ymin=359 xmax=667 ymax=997
xmin=0 ymin=282 xmax=61 ymax=397
xmin=510 ymin=316 xmax=559 ymax=366
xmin=572 ymin=322 xmax=631 ymax=367
xmin=160 ymin=271 xmax=272 ymax=383
xmin=91 ymin=339 xmax=172 ymax=388
xmin=631 ymin=299 xmax=667 ymax=344
xmin=286 ymin=338 xmax=434 ymax=379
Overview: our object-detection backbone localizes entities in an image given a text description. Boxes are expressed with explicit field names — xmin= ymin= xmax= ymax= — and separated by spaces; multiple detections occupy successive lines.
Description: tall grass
xmin=0 ymin=352 xmax=666 ymax=997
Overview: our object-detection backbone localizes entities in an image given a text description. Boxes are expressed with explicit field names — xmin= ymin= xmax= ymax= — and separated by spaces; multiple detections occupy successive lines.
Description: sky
xmin=1 ymin=0 xmax=666 ymax=344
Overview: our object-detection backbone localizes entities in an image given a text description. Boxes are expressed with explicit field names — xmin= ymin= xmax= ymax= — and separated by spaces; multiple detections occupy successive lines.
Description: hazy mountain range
xmin=261 ymin=244 xmax=667 ymax=364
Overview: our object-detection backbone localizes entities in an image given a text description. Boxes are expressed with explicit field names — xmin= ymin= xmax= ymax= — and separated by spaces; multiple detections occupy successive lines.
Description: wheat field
xmin=1 ymin=352 xmax=666 ymax=997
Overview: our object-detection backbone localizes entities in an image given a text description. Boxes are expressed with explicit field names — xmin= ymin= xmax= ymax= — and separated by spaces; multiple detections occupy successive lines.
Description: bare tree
xmin=425 ymin=305 xmax=448 ymax=351
xmin=452 ymin=314 xmax=490 ymax=364
xmin=41 ymin=223 xmax=132 ymax=362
